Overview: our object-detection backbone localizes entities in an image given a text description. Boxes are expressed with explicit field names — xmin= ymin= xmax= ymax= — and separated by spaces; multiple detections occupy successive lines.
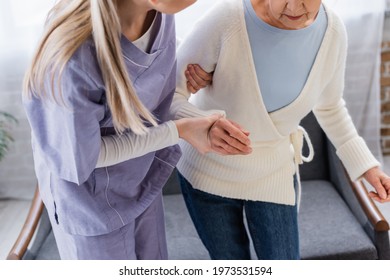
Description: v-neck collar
xmin=238 ymin=1 xmax=333 ymax=133
xmin=120 ymin=12 xmax=165 ymax=68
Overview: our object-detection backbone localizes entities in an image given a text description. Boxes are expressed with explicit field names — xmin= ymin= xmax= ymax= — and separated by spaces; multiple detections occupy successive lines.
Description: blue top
xmin=243 ymin=0 xmax=327 ymax=112
xmin=23 ymin=13 xmax=181 ymax=236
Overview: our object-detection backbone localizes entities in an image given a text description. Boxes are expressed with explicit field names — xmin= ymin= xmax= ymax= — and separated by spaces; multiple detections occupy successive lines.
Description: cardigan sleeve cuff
xmin=336 ymin=137 xmax=380 ymax=181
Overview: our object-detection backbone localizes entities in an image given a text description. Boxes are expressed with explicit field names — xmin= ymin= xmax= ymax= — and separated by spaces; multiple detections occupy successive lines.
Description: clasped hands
xmin=178 ymin=64 xmax=251 ymax=156
xmin=175 ymin=113 xmax=252 ymax=156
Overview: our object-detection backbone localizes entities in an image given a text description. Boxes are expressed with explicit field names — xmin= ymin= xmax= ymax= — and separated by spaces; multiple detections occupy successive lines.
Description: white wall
xmin=385 ymin=0 xmax=390 ymax=41
xmin=0 ymin=0 xmax=53 ymax=199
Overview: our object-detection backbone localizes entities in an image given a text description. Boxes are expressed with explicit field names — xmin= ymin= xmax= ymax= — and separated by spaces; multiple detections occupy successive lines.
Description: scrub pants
xmin=178 ymin=173 xmax=300 ymax=260
xmin=50 ymin=193 xmax=167 ymax=260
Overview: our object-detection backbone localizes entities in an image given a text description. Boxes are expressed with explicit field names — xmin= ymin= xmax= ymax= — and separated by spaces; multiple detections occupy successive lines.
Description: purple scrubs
xmin=23 ymin=13 xmax=181 ymax=259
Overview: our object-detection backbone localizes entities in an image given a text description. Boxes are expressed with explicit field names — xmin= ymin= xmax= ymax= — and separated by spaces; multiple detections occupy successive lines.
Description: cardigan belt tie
xmin=290 ymin=126 xmax=314 ymax=209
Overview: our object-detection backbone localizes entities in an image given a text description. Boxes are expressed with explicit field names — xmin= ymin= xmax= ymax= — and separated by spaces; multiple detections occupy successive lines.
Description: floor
xmin=1 ymin=156 xmax=390 ymax=260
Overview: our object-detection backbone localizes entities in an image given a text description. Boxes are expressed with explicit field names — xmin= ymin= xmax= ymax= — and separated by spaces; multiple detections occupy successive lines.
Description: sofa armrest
xmin=6 ymin=185 xmax=43 ymax=260
xmin=327 ymin=141 xmax=389 ymax=232
xmin=327 ymin=141 xmax=390 ymax=259
xmin=349 ymin=177 xmax=389 ymax=232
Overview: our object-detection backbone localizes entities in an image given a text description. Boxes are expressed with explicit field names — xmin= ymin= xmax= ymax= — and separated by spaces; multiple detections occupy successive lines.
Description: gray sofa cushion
xmin=299 ymin=180 xmax=377 ymax=259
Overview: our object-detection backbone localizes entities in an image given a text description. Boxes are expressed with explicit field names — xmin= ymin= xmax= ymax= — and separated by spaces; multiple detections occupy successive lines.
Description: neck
xmin=116 ymin=0 xmax=156 ymax=41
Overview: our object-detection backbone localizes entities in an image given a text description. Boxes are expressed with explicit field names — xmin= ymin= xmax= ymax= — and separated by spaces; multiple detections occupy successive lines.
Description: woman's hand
xmin=363 ymin=166 xmax=390 ymax=203
xmin=208 ymin=118 xmax=252 ymax=155
xmin=185 ymin=64 xmax=213 ymax=93
xmin=174 ymin=115 xmax=252 ymax=155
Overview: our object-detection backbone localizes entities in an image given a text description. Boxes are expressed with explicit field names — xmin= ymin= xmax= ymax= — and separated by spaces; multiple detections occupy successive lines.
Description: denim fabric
xmin=178 ymin=173 xmax=299 ymax=260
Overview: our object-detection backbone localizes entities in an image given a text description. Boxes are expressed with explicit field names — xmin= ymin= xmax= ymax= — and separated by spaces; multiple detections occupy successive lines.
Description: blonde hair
xmin=23 ymin=0 xmax=157 ymax=134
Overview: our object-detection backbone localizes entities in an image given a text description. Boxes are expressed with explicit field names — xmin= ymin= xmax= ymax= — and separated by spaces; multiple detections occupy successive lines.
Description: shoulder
xmin=67 ymin=38 xmax=103 ymax=88
xmin=176 ymin=0 xmax=245 ymax=72
xmin=189 ymin=0 xmax=243 ymax=39
xmin=206 ymin=0 xmax=242 ymax=21
xmin=55 ymin=39 xmax=105 ymax=105
xmin=159 ymin=13 xmax=176 ymax=47
xmin=163 ymin=13 xmax=175 ymax=33
xmin=323 ymin=4 xmax=347 ymax=47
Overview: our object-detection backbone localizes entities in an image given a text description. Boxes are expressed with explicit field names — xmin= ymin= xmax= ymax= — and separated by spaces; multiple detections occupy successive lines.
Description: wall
xmin=382 ymin=8 xmax=390 ymax=154
xmin=0 ymin=55 xmax=35 ymax=199
xmin=0 ymin=0 xmax=57 ymax=199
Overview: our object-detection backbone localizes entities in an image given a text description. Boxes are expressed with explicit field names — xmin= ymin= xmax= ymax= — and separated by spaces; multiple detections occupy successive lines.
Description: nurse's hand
xmin=185 ymin=64 xmax=213 ymax=93
xmin=364 ymin=167 xmax=390 ymax=203
xmin=174 ymin=114 xmax=251 ymax=155
xmin=175 ymin=114 xmax=221 ymax=154
xmin=208 ymin=118 xmax=252 ymax=156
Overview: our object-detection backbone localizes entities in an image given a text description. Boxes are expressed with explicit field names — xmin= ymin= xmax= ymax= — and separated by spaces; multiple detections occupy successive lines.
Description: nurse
xmin=22 ymin=0 xmax=251 ymax=260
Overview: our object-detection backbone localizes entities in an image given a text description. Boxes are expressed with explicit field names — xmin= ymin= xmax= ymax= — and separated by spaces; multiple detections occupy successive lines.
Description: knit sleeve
xmin=96 ymin=121 xmax=179 ymax=168
xmin=169 ymin=2 xmax=234 ymax=120
xmin=313 ymin=15 xmax=379 ymax=181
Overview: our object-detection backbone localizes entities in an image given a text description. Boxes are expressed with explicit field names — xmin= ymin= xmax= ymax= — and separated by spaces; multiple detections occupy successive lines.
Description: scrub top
xmin=23 ymin=13 xmax=182 ymax=236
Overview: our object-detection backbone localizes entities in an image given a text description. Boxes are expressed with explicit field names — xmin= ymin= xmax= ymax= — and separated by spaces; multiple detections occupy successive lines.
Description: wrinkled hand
xmin=185 ymin=64 xmax=213 ymax=93
xmin=208 ymin=118 xmax=252 ymax=155
xmin=363 ymin=167 xmax=390 ymax=203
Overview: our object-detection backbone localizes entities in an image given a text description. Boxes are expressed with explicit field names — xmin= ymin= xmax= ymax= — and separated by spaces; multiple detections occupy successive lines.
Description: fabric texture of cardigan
xmin=170 ymin=0 xmax=380 ymax=205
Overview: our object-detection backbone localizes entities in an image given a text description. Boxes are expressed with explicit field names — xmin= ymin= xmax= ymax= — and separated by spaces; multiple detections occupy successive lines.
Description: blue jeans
xmin=178 ymin=173 xmax=300 ymax=260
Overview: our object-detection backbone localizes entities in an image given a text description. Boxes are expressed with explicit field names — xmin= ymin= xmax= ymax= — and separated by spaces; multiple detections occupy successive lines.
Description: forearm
xmin=314 ymin=57 xmax=381 ymax=182
xmin=314 ymin=89 xmax=380 ymax=181
xmin=96 ymin=121 xmax=179 ymax=168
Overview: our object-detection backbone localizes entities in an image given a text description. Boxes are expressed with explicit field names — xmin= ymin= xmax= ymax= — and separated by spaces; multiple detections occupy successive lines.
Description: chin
xmin=281 ymin=20 xmax=308 ymax=30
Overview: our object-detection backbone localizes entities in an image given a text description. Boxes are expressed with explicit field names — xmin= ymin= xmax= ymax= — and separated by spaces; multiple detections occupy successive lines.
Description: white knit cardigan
xmin=170 ymin=0 xmax=380 ymax=205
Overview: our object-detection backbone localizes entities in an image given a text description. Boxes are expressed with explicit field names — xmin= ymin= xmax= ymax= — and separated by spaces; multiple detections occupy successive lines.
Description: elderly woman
xmin=170 ymin=0 xmax=390 ymax=260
